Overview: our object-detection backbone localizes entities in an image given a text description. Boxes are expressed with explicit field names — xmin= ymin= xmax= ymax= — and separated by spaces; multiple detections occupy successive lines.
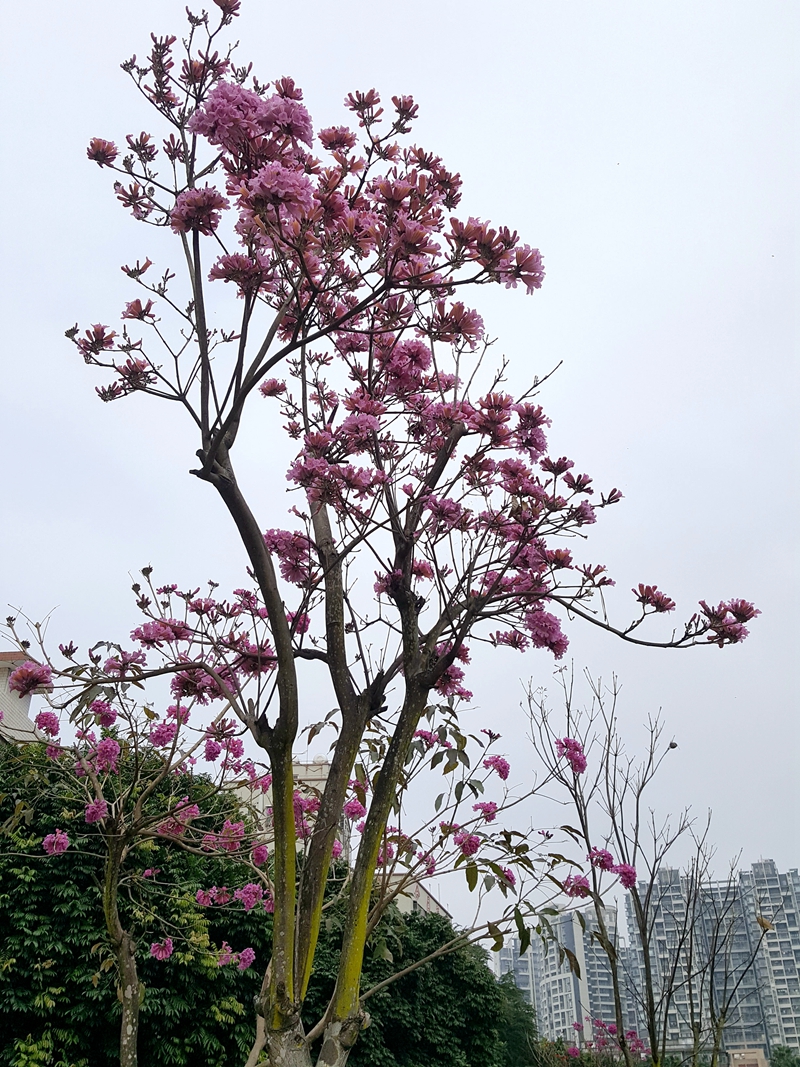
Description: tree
xmin=6 ymin=0 xmax=758 ymax=1063
xmin=528 ymin=671 xmax=693 ymax=1067
xmin=527 ymin=673 xmax=772 ymax=1067
xmin=0 ymin=744 xmax=532 ymax=1067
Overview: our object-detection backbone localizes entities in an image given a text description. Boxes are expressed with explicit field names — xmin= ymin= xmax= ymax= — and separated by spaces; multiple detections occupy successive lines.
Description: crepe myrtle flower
xmin=613 ymin=863 xmax=637 ymax=889
xmin=149 ymin=938 xmax=174 ymax=961
xmin=563 ymin=874 xmax=591 ymax=899
xmin=43 ymin=829 xmax=69 ymax=855
xmin=8 ymin=661 xmax=53 ymax=697
xmin=483 ymin=755 xmax=510 ymax=781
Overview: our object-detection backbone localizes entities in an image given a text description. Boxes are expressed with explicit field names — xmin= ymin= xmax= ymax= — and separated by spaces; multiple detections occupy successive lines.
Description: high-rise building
xmin=624 ymin=860 xmax=800 ymax=1056
xmin=496 ymin=860 xmax=799 ymax=1058
xmin=495 ymin=906 xmax=635 ymax=1042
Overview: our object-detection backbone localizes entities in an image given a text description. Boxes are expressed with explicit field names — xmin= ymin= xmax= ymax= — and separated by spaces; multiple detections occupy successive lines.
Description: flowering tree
xmin=14 ymin=0 xmax=758 ymax=1063
xmin=2 ymin=589 xmax=548 ymax=1067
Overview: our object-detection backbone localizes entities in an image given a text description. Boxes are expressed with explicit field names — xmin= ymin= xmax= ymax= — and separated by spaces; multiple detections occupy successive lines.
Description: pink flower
xmin=238 ymin=947 xmax=256 ymax=970
xmin=567 ymin=1047 xmax=581 ymax=1058
xmin=150 ymin=720 xmax=178 ymax=748
xmin=196 ymin=889 xmax=213 ymax=906
xmin=556 ymin=738 xmax=587 ymax=775
xmin=247 ymin=162 xmax=314 ymax=222
xmin=87 ymin=137 xmax=118 ymax=166
xmin=252 ymin=844 xmax=269 ymax=867
xmin=483 ymin=755 xmax=510 ymax=781
xmin=634 ymin=584 xmax=676 ymax=614
xmin=204 ymin=738 xmax=222 ymax=762
xmin=343 ymin=797 xmax=367 ymax=820
xmin=90 ymin=700 xmax=117 ymax=727
xmin=454 ymin=830 xmax=481 ymax=857
xmin=501 ymin=867 xmax=516 ymax=887
xmin=563 ymin=874 xmax=591 ymax=899
xmin=8 ymin=662 xmax=53 ymax=697
xmin=613 ymin=863 xmax=637 ymax=889
xmin=170 ymin=185 xmax=229 ymax=236
xmin=473 ymin=801 xmax=498 ymax=822
xmin=150 ymin=938 xmax=174 ymax=961
xmin=234 ymin=883 xmax=264 ymax=912
xmin=45 ymin=745 xmax=60 ymax=760
xmin=95 ymin=737 xmax=120 ymax=773
xmin=217 ymin=941 xmax=235 ymax=967
xmin=84 ymin=798 xmax=108 ymax=824
xmin=331 ymin=839 xmax=343 ymax=859
xmin=142 ymin=868 xmax=160 ymax=878
xmin=589 ymin=847 xmax=615 ymax=871
xmin=42 ymin=829 xmax=69 ymax=855
xmin=35 ymin=711 xmax=60 ymax=737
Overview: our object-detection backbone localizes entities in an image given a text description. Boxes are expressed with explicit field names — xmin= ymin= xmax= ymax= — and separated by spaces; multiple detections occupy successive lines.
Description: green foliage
xmin=0 ymin=744 xmax=536 ymax=1067
xmin=771 ymin=1049 xmax=800 ymax=1067
xmin=303 ymin=908 xmax=538 ymax=1067
xmin=0 ymin=743 xmax=268 ymax=1067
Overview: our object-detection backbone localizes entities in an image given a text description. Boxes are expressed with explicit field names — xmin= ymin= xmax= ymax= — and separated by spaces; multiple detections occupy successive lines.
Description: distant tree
xmin=770 ymin=1049 xmax=800 ymax=1067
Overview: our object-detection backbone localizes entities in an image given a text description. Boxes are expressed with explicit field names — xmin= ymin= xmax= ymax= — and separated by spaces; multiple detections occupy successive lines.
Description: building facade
xmin=496 ymin=860 xmax=799 ymax=1057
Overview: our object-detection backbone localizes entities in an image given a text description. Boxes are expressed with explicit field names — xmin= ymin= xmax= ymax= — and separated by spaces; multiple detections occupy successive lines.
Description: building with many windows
xmin=496 ymin=860 xmax=799 ymax=1058
xmin=495 ymin=906 xmax=636 ymax=1042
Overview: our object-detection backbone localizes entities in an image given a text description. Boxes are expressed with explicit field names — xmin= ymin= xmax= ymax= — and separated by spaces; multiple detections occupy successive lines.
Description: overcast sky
xmin=1 ymin=1 xmax=797 ymax=906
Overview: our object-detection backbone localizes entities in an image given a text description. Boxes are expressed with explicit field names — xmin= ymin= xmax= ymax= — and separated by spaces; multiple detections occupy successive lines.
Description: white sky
xmin=1 ymin=1 xmax=797 ymax=907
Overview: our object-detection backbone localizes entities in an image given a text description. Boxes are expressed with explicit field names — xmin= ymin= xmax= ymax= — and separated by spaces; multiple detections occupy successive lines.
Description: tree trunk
xmin=118 ymin=932 xmax=141 ymax=1067
xmin=102 ymin=837 xmax=141 ymax=1067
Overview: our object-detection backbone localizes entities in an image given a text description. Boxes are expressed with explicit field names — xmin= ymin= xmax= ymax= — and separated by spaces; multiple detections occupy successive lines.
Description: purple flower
xmin=454 ymin=830 xmax=481 ymax=857
xmin=343 ymin=797 xmax=367 ymax=820
xmin=563 ymin=874 xmax=591 ymax=899
xmin=149 ymin=938 xmax=173 ymax=961
xmin=150 ymin=720 xmax=178 ymax=748
xmin=8 ymin=662 xmax=53 ymax=697
xmin=204 ymin=738 xmax=222 ymax=762
xmin=247 ymin=162 xmax=315 ymax=222
xmin=237 ymin=947 xmax=256 ymax=971
xmin=234 ymin=883 xmax=264 ymax=912
xmin=35 ymin=711 xmax=60 ymax=737
xmin=556 ymin=738 xmax=587 ymax=775
xmin=483 ymin=755 xmax=510 ymax=781
xmin=473 ymin=801 xmax=498 ymax=822
xmin=501 ymin=867 xmax=516 ymax=888
xmin=252 ymin=844 xmax=269 ymax=867
xmin=84 ymin=798 xmax=109 ymax=824
xmin=588 ymin=847 xmax=615 ymax=871
xmin=95 ymin=737 xmax=120 ymax=773
xmin=42 ymin=829 xmax=69 ymax=855
xmin=613 ymin=863 xmax=637 ymax=890
xmin=217 ymin=941 xmax=235 ymax=967
xmin=170 ymin=186 xmax=229 ymax=236
xmin=90 ymin=700 xmax=117 ymax=727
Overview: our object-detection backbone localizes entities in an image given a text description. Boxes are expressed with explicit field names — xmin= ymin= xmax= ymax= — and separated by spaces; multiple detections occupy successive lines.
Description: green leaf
xmin=466 ymin=862 xmax=478 ymax=892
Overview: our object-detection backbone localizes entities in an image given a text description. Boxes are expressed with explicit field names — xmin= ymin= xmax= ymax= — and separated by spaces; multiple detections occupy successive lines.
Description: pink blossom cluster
xmin=217 ymin=941 xmax=256 ymax=970
xmin=472 ymin=801 xmax=498 ymax=822
xmin=8 ymin=661 xmax=53 ymax=697
xmin=150 ymin=938 xmax=174 ymax=961
xmin=556 ymin=737 xmax=587 ymax=775
xmin=42 ymin=829 xmax=70 ymax=855
xmin=563 ymin=874 xmax=591 ymax=899
xmin=483 ymin=755 xmax=510 ymax=781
